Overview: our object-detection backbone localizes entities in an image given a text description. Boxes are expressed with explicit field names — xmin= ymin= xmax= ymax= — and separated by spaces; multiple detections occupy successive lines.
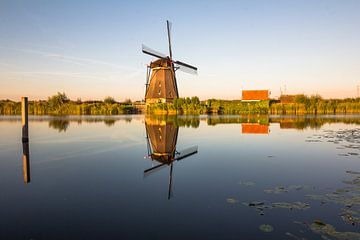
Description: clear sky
xmin=0 ymin=0 xmax=359 ymax=101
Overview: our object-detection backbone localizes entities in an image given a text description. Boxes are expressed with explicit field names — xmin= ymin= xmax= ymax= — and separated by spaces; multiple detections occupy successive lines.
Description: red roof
xmin=242 ymin=90 xmax=269 ymax=101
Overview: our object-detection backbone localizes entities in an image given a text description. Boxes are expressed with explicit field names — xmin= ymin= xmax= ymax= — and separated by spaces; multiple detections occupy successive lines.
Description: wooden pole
xmin=21 ymin=97 xmax=28 ymax=142
xmin=22 ymin=142 xmax=30 ymax=184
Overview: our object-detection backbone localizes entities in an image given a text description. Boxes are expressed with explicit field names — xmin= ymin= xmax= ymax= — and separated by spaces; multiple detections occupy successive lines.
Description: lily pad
xmin=309 ymin=221 xmax=360 ymax=240
xmin=264 ymin=185 xmax=309 ymax=194
xmin=248 ymin=201 xmax=264 ymax=207
xmin=226 ymin=198 xmax=239 ymax=204
xmin=259 ymin=224 xmax=274 ymax=232
xmin=272 ymin=202 xmax=310 ymax=210
xmin=239 ymin=181 xmax=256 ymax=187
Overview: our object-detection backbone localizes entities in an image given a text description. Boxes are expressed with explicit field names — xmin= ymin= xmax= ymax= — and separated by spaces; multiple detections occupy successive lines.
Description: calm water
xmin=1 ymin=115 xmax=360 ymax=240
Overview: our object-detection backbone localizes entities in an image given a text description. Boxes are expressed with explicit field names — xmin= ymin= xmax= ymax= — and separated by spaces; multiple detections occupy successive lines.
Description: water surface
xmin=1 ymin=115 xmax=360 ymax=239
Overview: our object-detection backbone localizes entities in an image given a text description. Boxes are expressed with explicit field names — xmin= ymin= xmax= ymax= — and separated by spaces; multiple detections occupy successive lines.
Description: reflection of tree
xmin=207 ymin=115 xmax=269 ymax=126
xmin=146 ymin=114 xmax=200 ymax=128
xmin=271 ymin=117 xmax=360 ymax=130
xmin=48 ymin=119 xmax=70 ymax=132
xmin=104 ymin=119 xmax=116 ymax=127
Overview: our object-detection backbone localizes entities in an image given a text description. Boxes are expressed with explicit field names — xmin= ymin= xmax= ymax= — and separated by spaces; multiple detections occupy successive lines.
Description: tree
xmin=191 ymin=96 xmax=200 ymax=105
xmin=294 ymin=94 xmax=307 ymax=104
xmin=124 ymin=98 xmax=132 ymax=104
xmin=48 ymin=92 xmax=68 ymax=111
xmin=104 ymin=96 xmax=115 ymax=104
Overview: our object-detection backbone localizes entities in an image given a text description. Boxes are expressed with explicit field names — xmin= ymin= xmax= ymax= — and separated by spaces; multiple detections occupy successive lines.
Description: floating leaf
xmin=248 ymin=201 xmax=264 ymax=207
xmin=272 ymin=202 xmax=310 ymax=210
xmin=226 ymin=198 xmax=238 ymax=204
xmin=259 ymin=224 xmax=274 ymax=232
xmin=314 ymin=219 xmax=326 ymax=226
xmin=309 ymin=221 xmax=360 ymax=240
xmin=346 ymin=170 xmax=360 ymax=175
xmin=264 ymin=185 xmax=309 ymax=194
xmin=239 ymin=181 xmax=256 ymax=187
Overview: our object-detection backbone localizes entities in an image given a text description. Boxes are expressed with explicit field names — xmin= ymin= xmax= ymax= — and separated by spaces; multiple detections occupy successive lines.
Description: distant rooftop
xmin=242 ymin=90 xmax=269 ymax=101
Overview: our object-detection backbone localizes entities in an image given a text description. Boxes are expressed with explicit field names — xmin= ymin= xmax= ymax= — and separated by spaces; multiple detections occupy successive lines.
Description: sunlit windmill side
xmin=142 ymin=20 xmax=198 ymax=104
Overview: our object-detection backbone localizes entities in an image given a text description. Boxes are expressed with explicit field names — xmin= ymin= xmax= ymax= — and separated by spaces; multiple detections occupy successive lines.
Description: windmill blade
xmin=167 ymin=20 xmax=173 ymax=59
xmin=168 ymin=163 xmax=174 ymax=199
xmin=175 ymin=146 xmax=198 ymax=161
xmin=142 ymin=44 xmax=167 ymax=59
xmin=174 ymin=60 xmax=198 ymax=75
xmin=146 ymin=132 xmax=152 ymax=156
xmin=143 ymin=162 xmax=167 ymax=177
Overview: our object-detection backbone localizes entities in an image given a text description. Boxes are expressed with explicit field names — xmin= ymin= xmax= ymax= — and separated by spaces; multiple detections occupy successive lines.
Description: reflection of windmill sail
xmin=144 ymin=117 xmax=198 ymax=199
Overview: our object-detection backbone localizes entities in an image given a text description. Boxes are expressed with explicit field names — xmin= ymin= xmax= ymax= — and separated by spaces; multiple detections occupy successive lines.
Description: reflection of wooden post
xmin=22 ymin=97 xmax=29 ymax=142
xmin=22 ymin=142 xmax=30 ymax=184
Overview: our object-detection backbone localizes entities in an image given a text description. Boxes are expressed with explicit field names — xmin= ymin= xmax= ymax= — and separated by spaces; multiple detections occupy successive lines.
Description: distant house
xmin=242 ymin=90 xmax=269 ymax=101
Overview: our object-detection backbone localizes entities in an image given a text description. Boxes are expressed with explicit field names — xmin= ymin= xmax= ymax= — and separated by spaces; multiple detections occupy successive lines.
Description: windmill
xmin=142 ymin=20 xmax=198 ymax=104
xmin=144 ymin=116 xmax=198 ymax=199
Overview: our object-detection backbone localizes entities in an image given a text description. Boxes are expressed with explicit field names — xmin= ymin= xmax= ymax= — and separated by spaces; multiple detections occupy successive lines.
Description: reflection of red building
xmin=279 ymin=122 xmax=296 ymax=129
xmin=242 ymin=123 xmax=269 ymax=134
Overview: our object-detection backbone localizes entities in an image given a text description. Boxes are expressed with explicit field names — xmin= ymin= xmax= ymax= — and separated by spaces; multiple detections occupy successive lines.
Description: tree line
xmin=148 ymin=95 xmax=360 ymax=115
xmin=147 ymin=97 xmax=270 ymax=115
xmin=0 ymin=92 xmax=136 ymax=115
xmin=2 ymin=93 xmax=360 ymax=115
xmin=270 ymin=94 xmax=360 ymax=114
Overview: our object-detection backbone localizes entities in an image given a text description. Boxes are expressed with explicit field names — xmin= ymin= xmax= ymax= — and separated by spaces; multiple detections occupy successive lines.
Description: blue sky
xmin=0 ymin=0 xmax=359 ymax=100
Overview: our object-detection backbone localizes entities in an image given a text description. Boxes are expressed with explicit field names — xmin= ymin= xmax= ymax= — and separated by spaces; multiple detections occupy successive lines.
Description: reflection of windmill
xmin=144 ymin=117 xmax=198 ymax=199
xmin=142 ymin=20 xmax=198 ymax=104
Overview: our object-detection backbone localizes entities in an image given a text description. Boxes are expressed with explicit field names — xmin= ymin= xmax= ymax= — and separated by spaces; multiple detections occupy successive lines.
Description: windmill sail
xmin=142 ymin=44 xmax=167 ymax=59
xmin=167 ymin=20 xmax=173 ymax=59
xmin=175 ymin=146 xmax=198 ymax=161
xmin=142 ymin=20 xmax=198 ymax=103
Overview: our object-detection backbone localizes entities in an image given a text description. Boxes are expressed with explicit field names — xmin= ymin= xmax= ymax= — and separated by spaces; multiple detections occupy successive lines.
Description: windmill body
xmin=142 ymin=21 xmax=197 ymax=104
xmin=145 ymin=59 xmax=178 ymax=104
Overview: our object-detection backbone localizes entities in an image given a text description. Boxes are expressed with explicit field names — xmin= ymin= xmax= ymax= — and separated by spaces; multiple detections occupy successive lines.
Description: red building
xmin=242 ymin=90 xmax=269 ymax=101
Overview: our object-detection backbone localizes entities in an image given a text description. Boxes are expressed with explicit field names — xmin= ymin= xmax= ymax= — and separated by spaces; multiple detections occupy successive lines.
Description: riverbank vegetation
xmin=149 ymin=95 xmax=360 ymax=115
xmin=0 ymin=92 xmax=136 ymax=115
xmin=2 ymin=93 xmax=360 ymax=115
xmin=147 ymin=97 xmax=270 ymax=115
xmin=270 ymin=94 xmax=360 ymax=115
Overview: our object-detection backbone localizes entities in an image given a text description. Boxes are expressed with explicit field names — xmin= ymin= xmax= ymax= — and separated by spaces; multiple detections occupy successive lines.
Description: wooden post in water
xmin=21 ymin=97 xmax=29 ymax=142
xmin=22 ymin=141 xmax=30 ymax=184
